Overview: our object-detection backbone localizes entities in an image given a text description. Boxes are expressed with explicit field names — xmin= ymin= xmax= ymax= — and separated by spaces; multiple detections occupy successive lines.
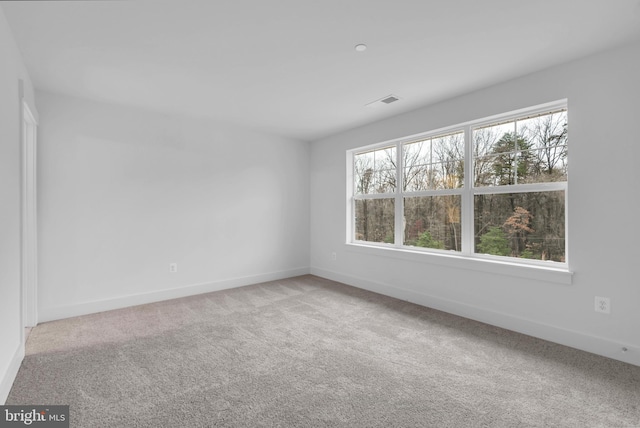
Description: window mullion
xmin=347 ymin=151 xmax=354 ymax=243
xmin=473 ymin=181 xmax=566 ymax=195
xmin=461 ymin=125 xmax=474 ymax=255
xmin=394 ymin=142 xmax=403 ymax=247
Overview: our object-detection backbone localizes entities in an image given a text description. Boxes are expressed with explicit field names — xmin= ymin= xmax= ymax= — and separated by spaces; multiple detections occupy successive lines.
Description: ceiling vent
xmin=381 ymin=95 xmax=399 ymax=104
xmin=365 ymin=94 xmax=401 ymax=108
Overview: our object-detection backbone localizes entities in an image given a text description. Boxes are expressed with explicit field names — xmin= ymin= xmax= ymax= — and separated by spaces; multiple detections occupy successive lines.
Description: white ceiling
xmin=3 ymin=0 xmax=640 ymax=141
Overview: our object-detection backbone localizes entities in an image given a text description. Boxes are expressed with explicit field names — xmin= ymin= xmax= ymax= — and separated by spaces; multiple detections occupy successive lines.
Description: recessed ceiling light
xmin=355 ymin=44 xmax=367 ymax=52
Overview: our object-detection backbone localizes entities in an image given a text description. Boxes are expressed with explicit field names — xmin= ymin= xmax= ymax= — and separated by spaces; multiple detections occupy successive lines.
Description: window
xmin=353 ymin=145 xmax=396 ymax=243
xmin=348 ymin=101 xmax=568 ymax=267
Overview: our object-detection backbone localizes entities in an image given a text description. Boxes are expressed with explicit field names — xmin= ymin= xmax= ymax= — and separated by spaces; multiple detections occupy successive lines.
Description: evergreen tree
xmin=477 ymin=226 xmax=510 ymax=256
xmin=415 ymin=230 xmax=444 ymax=249
xmin=492 ymin=132 xmax=533 ymax=185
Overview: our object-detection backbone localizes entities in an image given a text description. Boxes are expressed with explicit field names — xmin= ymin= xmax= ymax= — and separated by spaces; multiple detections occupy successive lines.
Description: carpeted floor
xmin=8 ymin=275 xmax=640 ymax=427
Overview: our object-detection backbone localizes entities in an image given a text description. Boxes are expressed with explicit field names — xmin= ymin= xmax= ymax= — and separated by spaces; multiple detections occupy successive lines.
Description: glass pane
xmin=374 ymin=146 xmax=397 ymax=193
xmin=473 ymin=154 xmax=494 ymax=187
xmin=404 ymin=195 xmax=461 ymax=251
xmin=430 ymin=161 xmax=464 ymax=189
xmin=517 ymin=110 xmax=567 ymax=151
xmin=403 ymin=139 xmax=431 ymax=191
xmin=518 ymin=148 xmax=568 ymax=183
xmin=354 ymin=151 xmax=375 ymax=194
xmin=474 ymin=191 xmax=565 ymax=262
xmin=403 ymin=132 xmax=464 ymax=191
xmin=473 ymin=121 xmax=515 ymax=159
xmin=516 ymin=110 xmax=568 ymax=184
xmin=474 ymin=111 xmax=568 ymax=187
xmin=474 ymin=153 xmax=518 ymax=186
xmin=473 ymin=122 xmax=521 ymax=187
xmin=355 ymin=199 xmax=395 ymax=244
xmin=432 ymin=133 xmax=464 ymax=163
xmin=354 ymin=146 xmax=396 ymax=195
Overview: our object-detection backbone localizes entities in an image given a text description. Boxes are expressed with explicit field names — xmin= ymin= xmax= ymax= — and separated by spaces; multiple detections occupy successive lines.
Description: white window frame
xmin=347 ymin=100 xmax=571 ymax=282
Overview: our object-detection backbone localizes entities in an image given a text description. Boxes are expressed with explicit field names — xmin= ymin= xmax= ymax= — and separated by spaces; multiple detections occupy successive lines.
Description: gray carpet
xmin=8 ymin=275 xmax=640 ymax=427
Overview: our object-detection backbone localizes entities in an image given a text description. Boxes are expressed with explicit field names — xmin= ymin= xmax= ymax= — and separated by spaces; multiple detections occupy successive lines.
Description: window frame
xmin=347 ymin=100 xmax=570 ymax=276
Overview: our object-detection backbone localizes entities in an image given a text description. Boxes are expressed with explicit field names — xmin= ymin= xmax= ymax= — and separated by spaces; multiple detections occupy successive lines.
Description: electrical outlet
xmin=331 ymin=252 xmax=337 ymax=261
xmin=169 ymin=263 xmax=178 ymax=273
xmin=595 ymin=296 xmax=610 ymax=314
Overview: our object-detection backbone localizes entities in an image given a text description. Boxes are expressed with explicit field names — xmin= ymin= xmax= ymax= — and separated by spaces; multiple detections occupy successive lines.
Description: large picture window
xmin=348 ymin=101 xmax=568 ymax=266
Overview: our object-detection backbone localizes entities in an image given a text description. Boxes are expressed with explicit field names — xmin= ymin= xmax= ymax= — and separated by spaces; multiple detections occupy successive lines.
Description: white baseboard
xmin=311 ymin=267 xmax=640 ymax=367
xmin=39 ymin=267 xmax=310 ymax=323
xmin=0 ymin=342 xmax=25 ymax=405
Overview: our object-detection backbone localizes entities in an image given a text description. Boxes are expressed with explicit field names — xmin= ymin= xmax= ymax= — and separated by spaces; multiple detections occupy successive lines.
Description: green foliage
xmin=520 ymin=249 xmax=535 ymax=259
xmin=477 ymin=226 xmax=510 ymax=256
xmin=492 ymin=132 xmax=533 ymax=185
xmin=415 ymin=231 xmax=444 ymax=250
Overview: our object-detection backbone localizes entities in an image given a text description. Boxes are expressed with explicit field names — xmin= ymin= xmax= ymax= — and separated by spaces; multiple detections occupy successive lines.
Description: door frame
xmin=21 ymin=100 xmax=38 ymax=330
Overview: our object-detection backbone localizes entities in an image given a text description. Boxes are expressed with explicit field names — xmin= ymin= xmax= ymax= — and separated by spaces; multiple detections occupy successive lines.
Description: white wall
xmin=310 ymin=40 xmax=640 ymax=366
xmin=0 ymin=6 xmax=37 ymax=404
xmin=36 ymin=91 xmax=310 ymax=322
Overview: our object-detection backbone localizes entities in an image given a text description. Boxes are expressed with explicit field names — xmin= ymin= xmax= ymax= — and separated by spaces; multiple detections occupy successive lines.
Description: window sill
xmin=345 ymin=243 xmax=573 ymax=285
